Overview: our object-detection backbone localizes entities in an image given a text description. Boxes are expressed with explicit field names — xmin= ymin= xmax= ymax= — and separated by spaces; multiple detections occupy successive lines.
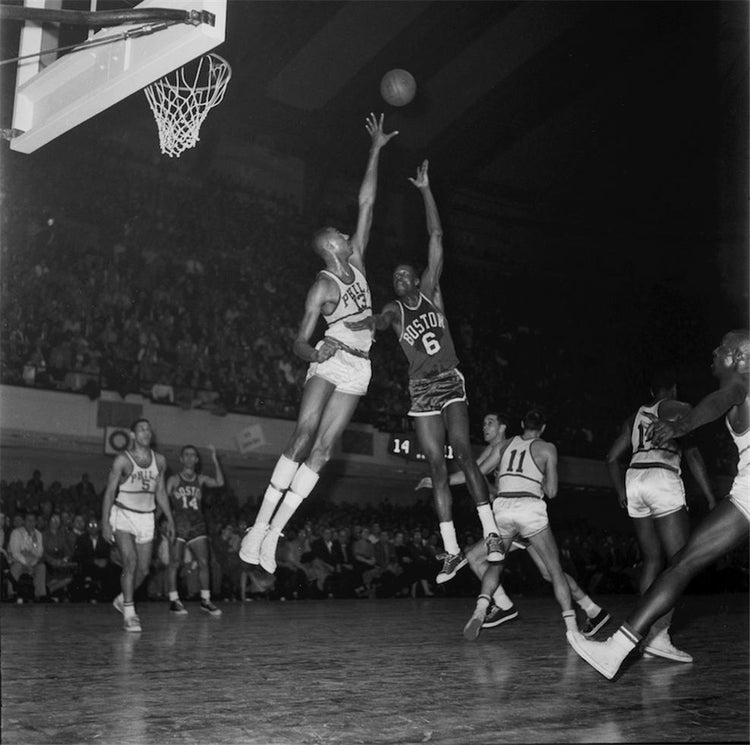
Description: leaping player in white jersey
xmin=606 ymin=369 xmax=716 ymax=663
xmin=569 ymin=330 xmax=750 ymax=679
xmin=240 ymin=114 xmax=397 ymax=574
xmin=101 ymin=418 xmax=174 ymax=632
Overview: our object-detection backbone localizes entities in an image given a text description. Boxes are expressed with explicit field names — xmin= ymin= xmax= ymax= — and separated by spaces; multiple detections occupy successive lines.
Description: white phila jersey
xmin=319 ymin=264 xmax=373 ymax=353
xmin=496 ymin=436 xmax=545 ymax=499
xmin=116 ymin=450 xmax=159 ymax=512
xmin=727 ymin=417 xmax=750 ymax=475
xmin=629 ymin=401 xmax=682 ymax=475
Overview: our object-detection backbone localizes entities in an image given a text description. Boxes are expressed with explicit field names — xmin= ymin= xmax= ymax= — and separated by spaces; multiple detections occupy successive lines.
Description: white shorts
xmin=110 ymin=504 xmax=155 ymax=544
xmin=625 ymin=467 xmax=686 ymax=519
xmin=492 ymin=496 xmax=549 ymax=540
xmin=305 ymin=345 xmax=371 ymax=396
xmin=729 ymin=466 xmax=750 ymax=522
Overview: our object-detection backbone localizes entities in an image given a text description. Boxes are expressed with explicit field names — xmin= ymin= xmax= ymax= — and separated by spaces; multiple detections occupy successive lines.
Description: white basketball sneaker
xmin=643 ymin=628 xmax=693 ymax=663
xmin=239 ymin=524 xmax=267 ymax=564
xmin=259 ymin=527 xmax=282 ymax=574
xmin=567 ymin=630 xmax=631 ymax=680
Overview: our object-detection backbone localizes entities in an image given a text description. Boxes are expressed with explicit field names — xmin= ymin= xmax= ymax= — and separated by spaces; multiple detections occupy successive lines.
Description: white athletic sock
xmin=269 ymin=464 xmax=320 ymax=532
xmin=200 ymin=589 xmax=211 ymax=601
xmin=439 ymin=521 xmax=461 ymax=555
xmin=492 ymin=584 xmax=514 ymax=611
xmin=476 ymin=502 xmax=499 ymax=538
xmin=562 ymin=609 xmax=577 ymax=632
xmin=577 ymin=594 xmax=601 ymax=618
xmin=123 ymin=602 xmax=136 ymax=620
xmin=256 ymin=455 xmax=300 ymax=525
xmin=168 ymin=591 xmax=179 ymax=602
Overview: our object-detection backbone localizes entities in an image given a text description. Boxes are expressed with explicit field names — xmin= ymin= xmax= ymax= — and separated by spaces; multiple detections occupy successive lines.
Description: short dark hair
xmin=523 ymin=409 xmax=546 ymax=430
xmin=130 ymin=418 xmax=150 ymax=432
xmin=181 ymin=445 xmax=199 ymax=457
xmin=485 ymin=411 xmax=509 ymax=427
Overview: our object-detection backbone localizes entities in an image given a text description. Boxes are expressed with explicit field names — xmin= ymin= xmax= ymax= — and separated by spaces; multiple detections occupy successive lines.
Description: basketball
xmin=380 ymin=69 xmax=417 ymax=107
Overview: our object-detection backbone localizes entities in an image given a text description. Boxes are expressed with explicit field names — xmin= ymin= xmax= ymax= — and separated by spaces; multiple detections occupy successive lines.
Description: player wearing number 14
xmin=346 ymin=159 xmax=504 ymax=585
xmin=166 ymin=444 xmax=225 ymax=616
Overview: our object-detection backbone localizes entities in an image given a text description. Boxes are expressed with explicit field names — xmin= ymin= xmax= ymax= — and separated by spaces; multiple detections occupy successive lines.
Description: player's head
xmin=649 ymin=367 xmax=677 ymax=399
xmin=521 ymin=408 xmax=546 ymax=434
xmin=130 ymin=418 xmax=152 ymax=446
xmin=312 ymin=227 xmax=351 ymax=259
xmin=180 ymin=445 xmax=200 ymax=468
xmin=392 ymin=264 xmax=419 ymax=298
xmin=713 ymin=330 xmax=750 ymax=377
xmin=482 ymin=412 xmax=508 ymax=443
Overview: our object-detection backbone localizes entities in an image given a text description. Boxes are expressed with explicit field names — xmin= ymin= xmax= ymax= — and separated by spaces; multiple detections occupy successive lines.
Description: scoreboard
xmin=388 ymin=434 xmax=454 ymax=461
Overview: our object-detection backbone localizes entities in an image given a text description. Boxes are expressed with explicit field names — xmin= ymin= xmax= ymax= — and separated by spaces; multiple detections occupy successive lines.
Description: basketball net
xmin=144 ymin=53 xmax=231 ymax=158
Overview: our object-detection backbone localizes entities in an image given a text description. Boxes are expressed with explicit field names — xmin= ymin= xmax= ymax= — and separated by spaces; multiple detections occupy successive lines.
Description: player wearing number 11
xmin=346 ymin=159 xmax=504 ymax=585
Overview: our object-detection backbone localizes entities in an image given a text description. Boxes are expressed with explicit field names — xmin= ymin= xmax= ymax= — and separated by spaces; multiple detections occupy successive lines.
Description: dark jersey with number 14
xmin=396 ymin=293 xmax=459 ymax=380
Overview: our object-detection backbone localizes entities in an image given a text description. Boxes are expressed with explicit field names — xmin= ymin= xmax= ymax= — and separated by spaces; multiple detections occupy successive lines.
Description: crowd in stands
xmin=0 ymin=145 xmax=699 ymax=461
xmin=2 ymin=469 xmax=747 ymax=606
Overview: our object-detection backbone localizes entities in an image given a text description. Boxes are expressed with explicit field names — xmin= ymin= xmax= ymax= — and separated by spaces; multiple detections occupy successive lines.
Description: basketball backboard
xmin=8 ymin=0 xmax=226 ymax=153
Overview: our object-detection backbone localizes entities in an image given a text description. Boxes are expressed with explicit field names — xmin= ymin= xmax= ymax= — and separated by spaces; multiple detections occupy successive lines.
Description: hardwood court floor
xmin=1 ymin=594 xmax=747 ymax=744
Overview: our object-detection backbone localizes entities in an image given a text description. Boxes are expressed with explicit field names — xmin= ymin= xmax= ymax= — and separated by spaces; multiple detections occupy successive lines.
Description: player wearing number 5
xmin=346 ymin=159 xmax=503 ymax=585
xmin=166 ymin=445 xmax=224 ymax=617
xmin=605 ymin=371 xmax=715 ymax=662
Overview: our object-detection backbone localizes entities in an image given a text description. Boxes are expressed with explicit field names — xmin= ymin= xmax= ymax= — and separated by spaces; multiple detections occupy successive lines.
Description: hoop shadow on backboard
xmin=6 ymin=0 xmax=227 ymax=154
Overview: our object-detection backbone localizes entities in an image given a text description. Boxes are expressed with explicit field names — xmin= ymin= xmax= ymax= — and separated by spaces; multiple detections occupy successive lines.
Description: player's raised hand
xmin=408 ymin=159 xmax=430 ymax=189
xmin=365 ymin=113 xmax=398 ymax=149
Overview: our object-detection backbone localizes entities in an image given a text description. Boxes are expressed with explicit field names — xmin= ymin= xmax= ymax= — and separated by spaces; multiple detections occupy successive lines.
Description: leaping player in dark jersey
xmin=239 ymin=114 xmax=397 ymax=574
xmin=166 ymin=444 xmax=224 ymax=617
xmin=346 ymin=160 xmax=504 ymax=585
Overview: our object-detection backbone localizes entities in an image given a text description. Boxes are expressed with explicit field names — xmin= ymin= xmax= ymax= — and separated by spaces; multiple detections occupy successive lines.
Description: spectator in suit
xmin=72 ymin=517 xmax=119 ymax=601
xmin=43 ymin=512 xmax=77 ymax=599
xmin=8 ymin=513 xmax=46 ymax=602
xmin=309 ymin=527 xmax=337 ymax=596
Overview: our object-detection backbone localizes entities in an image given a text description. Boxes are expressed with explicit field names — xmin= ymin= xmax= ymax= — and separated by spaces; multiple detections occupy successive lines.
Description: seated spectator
xmin=71 ymin=517 xmax=119 ymax=602
xmin=43 ymin=513 xmax=77 ymax=599
xmin=8 ymin=513 xmax=46 ymax=602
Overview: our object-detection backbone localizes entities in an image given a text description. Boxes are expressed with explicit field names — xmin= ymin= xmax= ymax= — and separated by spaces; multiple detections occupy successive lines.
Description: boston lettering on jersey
xmin=402 ymin=310 xmax=446 ymax=349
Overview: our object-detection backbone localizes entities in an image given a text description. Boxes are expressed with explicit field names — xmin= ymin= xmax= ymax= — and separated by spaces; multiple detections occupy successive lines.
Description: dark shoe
xmin=436 ymin=552 xmax=468 ymax=584
xmin=581 ymin=609 xmax=611 ymax=637
xmin=200 ymin=599 xmax=222 ymax=617
xmin=482 ymin=603 xmax=519 ymax=628
xmin=170 ymin=599 xmax=188 ymax=615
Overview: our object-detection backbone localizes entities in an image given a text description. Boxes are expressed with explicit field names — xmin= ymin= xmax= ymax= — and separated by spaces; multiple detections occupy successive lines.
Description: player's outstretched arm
xmin=351 ymin=113 xmax=398 ymax=267
xmin=201 ymin=444 xmax=225 ymax=489
xmin=409 ymin=160 xmax=444 ymax=305
xmin=346 ymin=301 xmax=399 ymax=333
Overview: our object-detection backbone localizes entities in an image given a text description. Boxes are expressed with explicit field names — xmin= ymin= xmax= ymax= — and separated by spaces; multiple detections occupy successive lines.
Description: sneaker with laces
xmin=200 ymin=599 xmax=222 ymax=617
xmin=482 ymin=603 xmax=519 ymax=628
xmin=170 ymin=599 xmax=188 ymax=615
xmin=643 ymin=628 xmax=693 ymax=663
xmin=259 ymin=528 xmax=282 ymax=574
xmin=566 ymin=630 xmax=629 ymax=680
xmin=436 ymin=552 xmax=468 ymax=584
xmin=581 ymin=609 xmax=611 ymax=637
xmin=239 ymin=524 xmax=267 ymax=564
xmin=112 ymin=595 xmax=125 ymax=616
xmin=463 ymin=610 xmax=485 ymax=641
xmin=123 ymin=615 xmax=142 ymax=633
xmin=485 ymin=533 xmax=505 ymax=563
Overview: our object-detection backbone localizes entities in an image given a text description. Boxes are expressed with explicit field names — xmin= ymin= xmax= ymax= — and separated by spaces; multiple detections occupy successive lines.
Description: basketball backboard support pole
xmin=9 ymin=0 xmax=226 ymax=154
xmin=16 ymin=0 xmax=64 ymax=87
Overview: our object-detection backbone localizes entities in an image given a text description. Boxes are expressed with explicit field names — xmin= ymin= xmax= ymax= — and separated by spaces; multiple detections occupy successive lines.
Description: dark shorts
xmin=408 ymin=368 xmax=467 ymax=417
xmin=174 ymin=512 xmax=207 ymax=543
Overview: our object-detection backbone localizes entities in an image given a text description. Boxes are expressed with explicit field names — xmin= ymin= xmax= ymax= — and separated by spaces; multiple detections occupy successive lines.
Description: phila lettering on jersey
xmin=629 ymin=401 xmax=682 ymax=474
xmin=116 ymin=450 xmax=159 ymax=512
xmin=496 ymin=436 xmax=545 ymax=498
xmin=397 ymin=293 xmax=459 ymax=379
xmin=319 ymin=265 xmax=373 ymax=353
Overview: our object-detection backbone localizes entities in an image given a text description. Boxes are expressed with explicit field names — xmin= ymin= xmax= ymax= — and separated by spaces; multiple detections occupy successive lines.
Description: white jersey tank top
xmin=629 ymin=401 xmax=682 ymax=475
xmin=116 ymin=450 xmax=159 ymax=512
xmin=496 ymin=436 xmax=545 ymax=498
xmin=319 ymin=264 xmax=373 ymax=353
xmin=727 ymin=417 xmax=750 ymax=475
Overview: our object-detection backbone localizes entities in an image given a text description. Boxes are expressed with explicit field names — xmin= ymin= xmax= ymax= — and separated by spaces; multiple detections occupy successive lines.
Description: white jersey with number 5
xmin=496 ymin=436 xmax=545 ymax=499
